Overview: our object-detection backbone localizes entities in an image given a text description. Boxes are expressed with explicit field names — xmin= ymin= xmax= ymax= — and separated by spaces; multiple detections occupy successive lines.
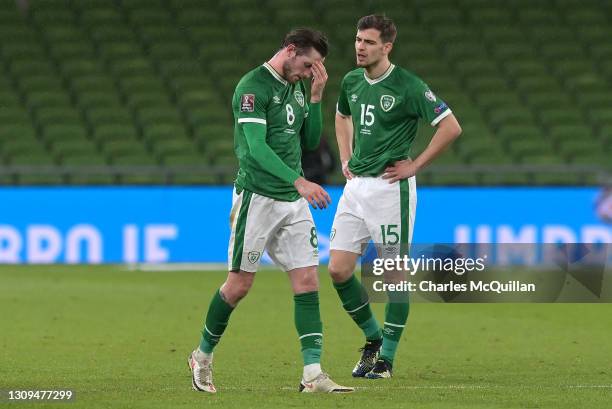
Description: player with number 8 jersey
xmin=233 ymin=63 xmax=309 ymax=201
xmin=188 ymin=28 xmax=354 ymax=395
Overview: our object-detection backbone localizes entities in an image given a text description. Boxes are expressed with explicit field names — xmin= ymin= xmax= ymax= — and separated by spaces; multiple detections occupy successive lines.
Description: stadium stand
xmin=0 ymin=0 xmax=609 ymax=185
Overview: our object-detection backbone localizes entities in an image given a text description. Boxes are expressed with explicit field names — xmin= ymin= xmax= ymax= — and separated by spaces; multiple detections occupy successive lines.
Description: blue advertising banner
xmin=0 ymin=187 xmax=610 ymax=264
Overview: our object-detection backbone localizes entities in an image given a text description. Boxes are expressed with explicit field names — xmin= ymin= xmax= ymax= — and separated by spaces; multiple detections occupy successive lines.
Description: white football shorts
xmin=227 ymin=187 xmax=319 ymax=273
xmin=330 ymin=175 xmax=417 ymax=256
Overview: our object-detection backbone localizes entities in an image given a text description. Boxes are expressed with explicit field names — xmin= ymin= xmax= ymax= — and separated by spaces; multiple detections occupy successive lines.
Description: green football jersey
xmin=233 ymin=63 xmax=309 ymax=201
xmin=337 ymin=64 xmax=452 ymax=176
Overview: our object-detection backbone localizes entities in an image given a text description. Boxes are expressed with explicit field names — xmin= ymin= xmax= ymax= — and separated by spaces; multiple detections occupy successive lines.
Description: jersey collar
xmin=364 ymin=64 xmax=395 ymax=85
xmin=263 ymin=62 xmax=288 ymax=86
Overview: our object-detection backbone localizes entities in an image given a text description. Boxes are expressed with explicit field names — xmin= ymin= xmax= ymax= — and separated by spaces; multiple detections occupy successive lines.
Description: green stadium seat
xmin=30 ymin=8 xmax=75 ymax=24
xmin=509 ymin=139 xmax=552 ymax=159
xmin=503 ymin=60 xmax=548 ymax=78
xmin=136 ymin=107 xmax=182 ymax=126
xmin=94 ymin=124 xmax=139 ymax=142
xmin=120 ymin=174 xmax=167 ymax=185
xmin=533 ymin=172 xmax=583 ymax=185
xmin=17 ymin=75 xmax=65 ymax=94
xmin=480 ymin=172 xmax=530 ymax=185
xmin=548 ymin=125 xmax=593 ymax=143
xmin=126 ymin=93 xmax=172 ymax=110
xmin=49 ymin=41 xmax=96 ymax=60
xmin=514 ymin=76 xmax=560 ymax=93
xmin=0 ymin=108 xmax=31 ymax=126
xmin=26 ymin=91 xmax=72 ymax=110
xmin=171 ymin=173 xmax=219 ymax=185
xmin=524 ymin=92 xmax=572 ymax=108
xmin=103 ymin=139 xmax=148 ymax=156
xmin=565 ymin=9 xmax=608 ymax=26
xmin=69 ymin=173 xmax=115 ymax=185
xmin=589 ymin=109 xmax=612 ymax=126
xmin=86 ymin=107 xmax=132 ymax=127
xmin=589 ymin=43 xmax=612 ymax=60
xmin=153 ymin=139 xmax=199 ymax=158
xmin=8 ymin=148 xmax=54 ymax=165
xmin=143 ymin=124 xmax=190 ymax=143
xmin=41 ymin=25 xmax=85 ymax=42
xmin=18 ymin=173 xmax=65 ymax=185
xmin=496 ymin=125 xmax=543 ymax=142
xmin=61 ymin=153 xmax=106 ymax=166
xmin=79 ymin=8 xmax=124 ymax=26
xmin=119 ymin=77 xmax=166 ymax=95
xmin=69 ymin=75 xmax=116 ymax=94
xmin=0 ymin=124 xmax=37 ymax=143
xmin=10 ymin=58 xmax=55 ymax=76
xmin=576 ymin=91 xmax=612 ymax=106
xmin=521 ymin=153 xmax=564 ymax=165
xmin=571 ymin=152 xmax=610 ymax=167
xmin=77 ymin=92 xmax=123 ymax=110
xmin=558 ymin=139 xmax=603 ymax=157
xmin=60 ymin=58 xmax=106 ymax=77
xmin=112 ymin=153 xmax=158 ymax=166
xmin=162 ymin=152 xmax=207 ymax=166
xmin=98 ymin=41 xmax=144 ymax=60
xmin=488 ymin=108 xmax=534 ymax=127
xmin=42 ymin=124 xmax=88 ymax=145
xmin=148 ymin=42 xmax=192 ymax=60
xmin=429 ymin=173 xmax=479 ymax=186
xmin=52 ymin=140 xmax=98 ymax=157
xmin=538 ymin=109 xmax=583 ymax=127
xmin=35 ymin=107 xmax=82 ymax=126
xmin=110 ymin=58 xmax=156 ymax=77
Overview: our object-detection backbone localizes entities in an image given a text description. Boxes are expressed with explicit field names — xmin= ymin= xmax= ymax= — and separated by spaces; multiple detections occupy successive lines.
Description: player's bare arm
xmin=309 ymin=60 xmax=328 ymax=103
xmin=383 ymin=113 xmax=462 ymax=183
xmin=335 ymin=113 xmax=355 ymax=180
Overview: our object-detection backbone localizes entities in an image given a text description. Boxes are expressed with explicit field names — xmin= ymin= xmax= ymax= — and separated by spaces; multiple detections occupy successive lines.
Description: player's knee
xmin=297 ymin=272 xmax=319 ymax=292
xmin=328 ymin=261 xmax=354 ymax=283
xmin=221 ymin=275 xmax=253 ymax=305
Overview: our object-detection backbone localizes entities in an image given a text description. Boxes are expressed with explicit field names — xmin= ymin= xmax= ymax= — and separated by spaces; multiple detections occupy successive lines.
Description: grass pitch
xmin=1 ymin=265 xmax=611 ymax=409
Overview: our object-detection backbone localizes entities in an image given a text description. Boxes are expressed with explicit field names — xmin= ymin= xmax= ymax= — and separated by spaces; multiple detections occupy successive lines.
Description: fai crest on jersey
xmin=380 ymin=95 xmax=395 ymax=112
xmin=424 ymin=90 xmax=437 ymax=102
xmin=294 ymin=90 xmax=305 ymax=107
xmin=247 ymin=251 xmax=261 ymax=264
xmin=240 ymin=94 xmax=255 ymax=112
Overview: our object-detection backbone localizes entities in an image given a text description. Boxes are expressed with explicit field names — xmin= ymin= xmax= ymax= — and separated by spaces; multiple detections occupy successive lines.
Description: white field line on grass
xmin=211 ymin=385 xmax=612 ymax=391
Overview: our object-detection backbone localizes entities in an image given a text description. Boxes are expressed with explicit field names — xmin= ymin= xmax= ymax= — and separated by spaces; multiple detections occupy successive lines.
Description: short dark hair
xmin=282 ymin=28 xmax=329 ymax=58
xmin=357 ymin=15 xmax=397 ymax=43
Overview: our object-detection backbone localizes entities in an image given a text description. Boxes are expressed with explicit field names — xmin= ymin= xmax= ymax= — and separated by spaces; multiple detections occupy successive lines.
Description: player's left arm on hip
xmin=413 ymin=113 xmax=462 ymax=170
xmin=300 ymin=102 xmax=322 ymax=151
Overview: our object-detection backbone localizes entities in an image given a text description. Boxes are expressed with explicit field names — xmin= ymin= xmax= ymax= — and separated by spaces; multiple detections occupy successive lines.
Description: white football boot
xmin=187 ymin=350 xmax=216 ymax=393
xmin=299 ymin=372 xmax=355 ymax=393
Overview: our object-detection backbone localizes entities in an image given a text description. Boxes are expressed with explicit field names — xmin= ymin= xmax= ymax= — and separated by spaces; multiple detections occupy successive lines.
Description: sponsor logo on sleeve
xmin=351 ymin=94 xmax=358 ymax=102
xmin=240 ymin=94 xmax=255 ymax=112
xmin=424 ymin=89 xmax=437 ymax=102
xmin=434 ymin=102 xmax=448 ymax=114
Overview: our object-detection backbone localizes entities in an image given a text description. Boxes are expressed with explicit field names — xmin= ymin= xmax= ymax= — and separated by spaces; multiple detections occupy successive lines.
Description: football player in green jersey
xmin=188 ymin=28 xmax=353 ymax=394
xmin=329 ymin=15 xmax=462 ymax=379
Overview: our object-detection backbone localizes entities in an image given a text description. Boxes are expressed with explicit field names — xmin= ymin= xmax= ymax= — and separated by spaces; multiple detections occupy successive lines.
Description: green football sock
xmin=294 ymin=291 xmax=323 ymax=365
xmin=380 ymin=298 xmax=410 ymax=365
xmin=333 ymin=274 xmax=382 ymax=341
xmin=199 ymin=289 xmax=235 ymax=353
